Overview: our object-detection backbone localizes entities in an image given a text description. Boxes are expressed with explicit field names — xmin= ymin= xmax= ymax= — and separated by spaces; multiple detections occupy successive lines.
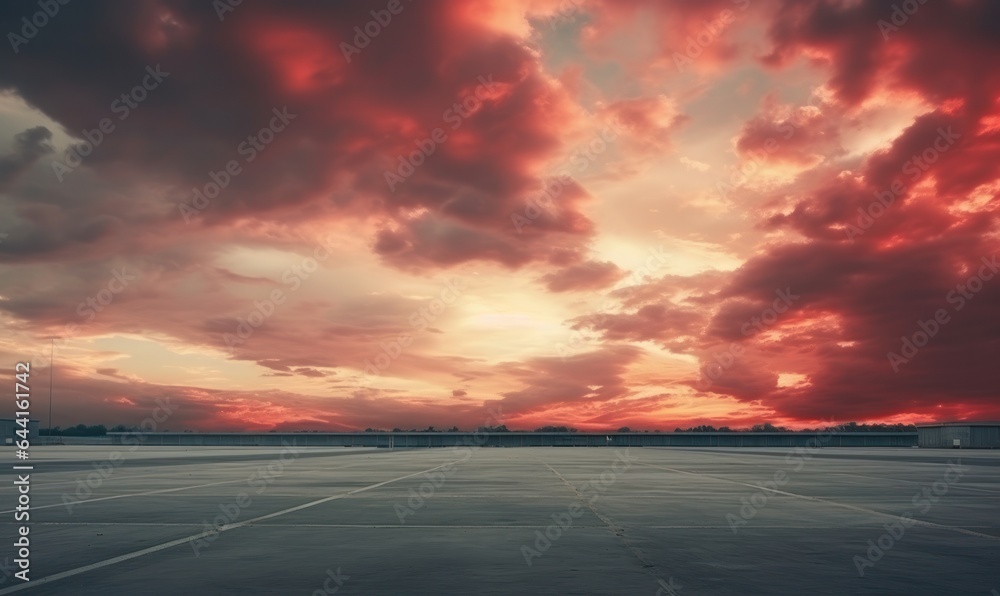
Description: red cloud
xmin=2 ymin=0 xmax=999 ymax=431
xmin=541 ymin=260 xmax=625 ymax=292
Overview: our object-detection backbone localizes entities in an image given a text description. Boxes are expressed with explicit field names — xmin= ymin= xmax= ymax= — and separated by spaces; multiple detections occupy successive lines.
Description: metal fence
xmin=106 ymin=431 xmax=918 ymax=448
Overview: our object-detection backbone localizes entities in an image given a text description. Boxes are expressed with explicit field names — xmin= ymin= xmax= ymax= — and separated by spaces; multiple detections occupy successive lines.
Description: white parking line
xmin=0 ymin=459 xmax=464 ymax=594
xmin=634 ymin=462 xmax=1000 ymax=541
xmin=832 ymin=472 xmax=1000 ymax=495
xmin=0 ymin=478 xmax=250 ymax=514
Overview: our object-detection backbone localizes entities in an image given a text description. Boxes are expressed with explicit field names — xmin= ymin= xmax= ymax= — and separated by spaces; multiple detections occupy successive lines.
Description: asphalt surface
xmin=0 ymin=446 xmax=996 ymax=595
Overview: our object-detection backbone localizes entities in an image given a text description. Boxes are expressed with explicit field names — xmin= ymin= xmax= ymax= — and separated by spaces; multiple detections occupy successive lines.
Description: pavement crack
xmin=540 ymin=460 xmax=665 ymax=582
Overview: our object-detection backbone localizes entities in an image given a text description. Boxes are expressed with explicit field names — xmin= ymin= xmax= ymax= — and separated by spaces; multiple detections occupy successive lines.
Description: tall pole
xmin=48 ymin=338 xmax=54 ymax=435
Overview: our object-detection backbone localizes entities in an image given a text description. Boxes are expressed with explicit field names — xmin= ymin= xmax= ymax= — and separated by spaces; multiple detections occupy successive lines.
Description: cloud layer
xmin=1 ymin=0 xmax=997 ymax=430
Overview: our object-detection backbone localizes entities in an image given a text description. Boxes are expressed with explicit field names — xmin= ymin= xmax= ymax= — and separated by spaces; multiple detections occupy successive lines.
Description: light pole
xmin=48 ymin=338 xmax=54 ymax=436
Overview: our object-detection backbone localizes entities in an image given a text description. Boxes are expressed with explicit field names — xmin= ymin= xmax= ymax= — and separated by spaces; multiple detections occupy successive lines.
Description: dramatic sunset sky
xmin=1 ymin=0 xmax=998 ymax=431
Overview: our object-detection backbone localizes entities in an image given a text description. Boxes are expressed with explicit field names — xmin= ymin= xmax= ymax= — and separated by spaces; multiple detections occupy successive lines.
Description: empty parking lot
xmin=0 ymin=446 xmax=997 ymax=594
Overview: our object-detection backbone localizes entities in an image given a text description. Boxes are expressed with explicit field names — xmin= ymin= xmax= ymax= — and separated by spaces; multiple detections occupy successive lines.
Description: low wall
xmin=918 ymin=425 xmax=1000 ymax=448
xmin=107 ymin=431 xmax=918 ymax=448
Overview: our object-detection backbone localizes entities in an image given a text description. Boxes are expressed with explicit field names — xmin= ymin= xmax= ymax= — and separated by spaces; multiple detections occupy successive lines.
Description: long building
xmin=108 ymin=431 xmax=917 ymax=448
xmin=917 ymin=422 xmax=1000 ymax=448
xmin=0 ymin=418 xmax=40 ymax=445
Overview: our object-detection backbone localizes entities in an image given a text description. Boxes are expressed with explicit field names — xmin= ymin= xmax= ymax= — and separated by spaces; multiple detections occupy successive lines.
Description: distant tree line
xmin=670 ymin=422 xmax=917 ymax=433
xmin=364 ymin=425 xmax=510 ymax=433
xmin=40 ymin=424 xmax=108 ymax=436
xmin=359 ymin=422 xmax=917 ymax=433
xmin=53 ymin=421 xmax=918 ymax=434
xmin=43 ymin=424 xmax=182 ymax=435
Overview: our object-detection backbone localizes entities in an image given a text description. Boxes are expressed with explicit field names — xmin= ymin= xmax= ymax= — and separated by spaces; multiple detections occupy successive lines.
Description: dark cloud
xmin=1 ymin=0 xmax=998 ymax=430
xmin=0 ymin=0 xmax=598 ymax=269
xmin=0 ymin=126 xmax=53 ymax=186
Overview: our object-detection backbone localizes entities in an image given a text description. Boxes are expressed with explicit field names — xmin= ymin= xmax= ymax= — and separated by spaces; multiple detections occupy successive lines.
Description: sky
xmin=0 ymin=0 xmax=998 ymax=432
